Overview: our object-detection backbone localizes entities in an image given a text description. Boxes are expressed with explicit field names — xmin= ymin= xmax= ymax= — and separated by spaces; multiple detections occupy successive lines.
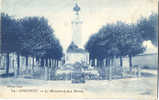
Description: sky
xmin=1 ymin=0 xmax=158 ymax=52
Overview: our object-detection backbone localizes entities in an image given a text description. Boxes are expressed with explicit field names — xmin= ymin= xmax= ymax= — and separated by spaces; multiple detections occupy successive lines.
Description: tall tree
xmin=137 ymin=13 xmax=158 ymax=46
xmin=19 ymin=16 xmax=63 ymax=68
xmin=1 ymin=14 xmax=63 ymax=75
xmin=1 ymin=13 xmax=21 ymax=74
xmin=85 ymin=21 xmax=145 ymax=72
xmin=123 ymin=24 xmax=145 ymax=71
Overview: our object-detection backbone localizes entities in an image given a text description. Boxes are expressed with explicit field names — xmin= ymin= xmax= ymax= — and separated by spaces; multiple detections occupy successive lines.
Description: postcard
xmin=0 ymin=0 xmax=158 ymax=100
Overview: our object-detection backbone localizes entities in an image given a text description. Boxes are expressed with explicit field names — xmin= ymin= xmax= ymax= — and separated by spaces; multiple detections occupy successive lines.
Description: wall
xmin=114 ymin=53 xmax=158 ymax=68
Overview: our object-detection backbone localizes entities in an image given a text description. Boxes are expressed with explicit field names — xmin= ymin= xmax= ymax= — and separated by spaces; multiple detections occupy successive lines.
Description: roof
xmin=67 ymin=42 xmax=88 ymax=53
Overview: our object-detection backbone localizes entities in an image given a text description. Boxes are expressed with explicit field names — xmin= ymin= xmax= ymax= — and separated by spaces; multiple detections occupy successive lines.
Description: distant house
xmin=65 ymin=42 xmax=89 ymax=64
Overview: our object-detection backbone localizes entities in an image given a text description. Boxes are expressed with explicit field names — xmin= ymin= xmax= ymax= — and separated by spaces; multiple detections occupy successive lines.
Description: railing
xmin=0 ymin=53 xmax=142 ymax=81
xmin=97 ymin=65 xmax=141 ymax=80
xmin=0 ymin=53 xmax=60 ymax=80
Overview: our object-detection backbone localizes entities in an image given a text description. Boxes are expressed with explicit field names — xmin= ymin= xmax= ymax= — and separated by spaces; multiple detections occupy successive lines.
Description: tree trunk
xmin=32 ymin=57 xmax=34 ymax=66
xmin=41 ymin=58 xmax=44 ymax=67
xmin=129 ymin=55 xmax=132 ymax=72
xmin=120 ymin=56 xmax=123 ymax=67
xmin=57 ymin=60 xmax=59 ymax=68
xmin=45 ymin=58 xmax=48 ymax=67
xmin=26 ymin=56 xmax=28 ymax=66
xmin=120 ymin=56 xmax=123 ymax=78
xmin=103 ymin=59 xmax=106 ymax=67
xmin=109 ymin=58 xmax=113 ymax=80
xmin=17 ymin=53 xmax=20 ymax=75
xmin=55 ymin=60 xmax=56 ymax=68
xmin=44 ymin=66 xmax=48 ymax=80
xmin=105 ymin=58 xmax=107 ymax=67
xmin=49 ymin=59 xmax=51 ymax=67
xmin=106 ymin=58 xmax=110 ymax=67
xmin=48 ymin=59 xmax=49 ymax=67
xmin=99 ymin=59 xmax=102 ymax=67
xmin=44 ymin=59 xmax=46 ymax=66
xmin=54 ymin=60 xmax=56 ymax=68
xmin=25 ymin=56 xmax=28 ymax=72
xmin=97 ymin=59 xmax=100 ymax=67
xmin=92 ymin=59 xmax=95 ymax=66
xmin=105 ymin=58 xmax=108 ymax=66
xmin=6 ymin=52 xmax=9 ymax=74
xmin=52 ymin=59 xmax=54 ymax=68
xmin=47 ymin=59 xmax=50 ymax=80
xmin=56 ymin=60 xmax=57 ymax=69
xmin=101 ymin=59 xmax=103 ymax=67
xmin=50 ymin=58 xmax=53 ymax=68
xmin=32 ymin=57 xmax=34 ymax=73
xmin=0 ymin=54 xmax=2 ymax=68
